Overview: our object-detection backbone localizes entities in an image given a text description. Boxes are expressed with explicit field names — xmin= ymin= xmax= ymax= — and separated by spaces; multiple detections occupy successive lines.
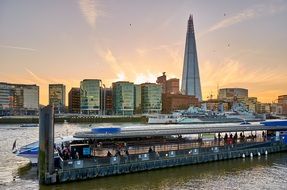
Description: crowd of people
xmin=55 ymin=143 xmax=80 ymax=160
xmin=214 ymin=131 xmax=266 ymax=144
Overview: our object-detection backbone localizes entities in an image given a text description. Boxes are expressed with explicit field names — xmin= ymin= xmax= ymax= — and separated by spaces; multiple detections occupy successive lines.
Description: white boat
xmin=15 ymin=136 xmax=81 ymax=164
xmin=148 ymin=114 xmax=178 ymax=124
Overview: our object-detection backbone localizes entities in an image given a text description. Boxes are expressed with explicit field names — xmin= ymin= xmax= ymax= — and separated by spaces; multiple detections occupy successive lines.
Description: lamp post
xmin=103 ymin=84 xmax=106 ymax=116
xmin=100 ymin=81 xmax=106 ymax=116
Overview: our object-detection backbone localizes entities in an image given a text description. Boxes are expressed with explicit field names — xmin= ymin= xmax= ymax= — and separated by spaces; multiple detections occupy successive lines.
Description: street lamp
xmin=103 ymin=84 xmax=106 ymax=116
xmin=100 ymin=81 xmax=106 ymax=116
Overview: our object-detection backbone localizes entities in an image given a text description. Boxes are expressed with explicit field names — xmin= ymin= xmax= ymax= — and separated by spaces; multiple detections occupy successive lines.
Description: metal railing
xmin=58 ymin=138 xmax=280 ymax=171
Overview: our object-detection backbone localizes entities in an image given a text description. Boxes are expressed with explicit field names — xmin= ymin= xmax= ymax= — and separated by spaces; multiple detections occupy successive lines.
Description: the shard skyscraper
xmin=181 ymin=15 xmax=202 ymax=101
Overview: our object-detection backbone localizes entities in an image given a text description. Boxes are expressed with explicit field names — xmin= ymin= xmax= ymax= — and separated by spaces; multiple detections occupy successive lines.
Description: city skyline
xmin=1 ymin=0 xmax=287 ymax=105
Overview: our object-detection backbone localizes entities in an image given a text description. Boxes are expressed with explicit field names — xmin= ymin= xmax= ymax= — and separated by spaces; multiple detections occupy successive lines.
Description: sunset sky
xmin=1 ymin=0 xmax=287 ymax=105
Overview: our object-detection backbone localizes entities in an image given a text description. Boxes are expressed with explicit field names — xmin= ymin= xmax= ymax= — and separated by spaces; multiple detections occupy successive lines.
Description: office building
xmin=49 ymin=84 xmax=66 ymax=113
xmin=278 ymin=95 xmax=287 ymax=105
xmin=162 ymin=93 xmax=198 ymax=114
xmin=112 ymin=81 xmax=134 ymax=115
xmin=201 ymin=99 xmax=229 ymax=112
xmin=156 ymin=72 xmax=167 ymax=93
xmin=0 ymin=82 xmax=39 ymax=115
xmin=80 ymin=79 xmax=101 ymax=115
xmin=102 ymin=88 xmax=113 ymax=115
xmin=243 ymin=97 xmax=257 ymax=113
xmin=141 ymin=83 xmax=162 ymax=114
xmin=0 ymin=83 xmax=12 ymax=115
xmin=68 ymin=88 xmax=80 ymax=113
xmin=22 ymin=85 xmax=39 ymax=115
xmin=156 ymin=72 xmax=180 ymax=95
xmin=256 ymin=103 xmax=271 ymax=114
xmin=134 ymin=85 xmax=141 ymax=114
xmin=218 ymin=88 xmax=248 ymax=102
xmin=166 ymin=78 xmax=180 ymax=95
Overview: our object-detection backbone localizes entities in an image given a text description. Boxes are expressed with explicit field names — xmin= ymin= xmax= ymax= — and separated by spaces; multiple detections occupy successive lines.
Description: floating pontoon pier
xmin=39 ymin=114 xmax=287 ymax=184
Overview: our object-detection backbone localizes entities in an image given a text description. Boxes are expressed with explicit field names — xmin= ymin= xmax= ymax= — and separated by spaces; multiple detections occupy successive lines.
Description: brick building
xmin=162 ymin=94 xmax=199 ymax=113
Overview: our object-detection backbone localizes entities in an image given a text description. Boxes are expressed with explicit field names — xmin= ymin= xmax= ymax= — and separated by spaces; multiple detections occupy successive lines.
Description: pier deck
xmin=52 ymin=140 xmax=287 ymax=184
xmin=41 ymin=120 xmax=287 ymax=184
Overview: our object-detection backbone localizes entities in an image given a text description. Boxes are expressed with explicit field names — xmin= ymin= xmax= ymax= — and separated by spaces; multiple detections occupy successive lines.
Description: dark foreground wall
xmin=44 ymin=142 xmax=287 ymax=184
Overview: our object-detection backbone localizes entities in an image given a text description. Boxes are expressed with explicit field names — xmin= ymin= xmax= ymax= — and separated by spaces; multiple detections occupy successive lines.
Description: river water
xmin=0 ymin=123 xmax=287 ymax=190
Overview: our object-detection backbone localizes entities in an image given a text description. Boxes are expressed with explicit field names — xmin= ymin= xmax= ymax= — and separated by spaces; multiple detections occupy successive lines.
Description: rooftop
xmin=74 ymin=121 xmax=287 ymax=140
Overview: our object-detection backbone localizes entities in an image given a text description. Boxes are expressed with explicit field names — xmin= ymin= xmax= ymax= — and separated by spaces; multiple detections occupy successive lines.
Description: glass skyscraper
xmin=181 ymin=15 xmax=202 ymax=101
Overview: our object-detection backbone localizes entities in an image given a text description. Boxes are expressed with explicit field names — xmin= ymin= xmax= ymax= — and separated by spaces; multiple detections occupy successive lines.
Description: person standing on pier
xmin=75 ymin=152 xmax=80 ymax=159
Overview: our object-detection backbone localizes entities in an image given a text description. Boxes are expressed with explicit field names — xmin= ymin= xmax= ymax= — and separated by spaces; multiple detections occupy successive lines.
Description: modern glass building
xmin=181 ymin=15 xmax=202 ymax=101
xmin=80 ymin=79 xmax=101 ymax=115
xmin=0 ymin=83 xmax=13 ymax=115
xmin=141 ymin=83 xmax=162 ymax=114
xmin=49 ymin=84 xmax=66 ymax=113
xmin=112 ymin=81 xmax=134 ymax=115
xmin=0 ymin=82 xmax=39 ymax=116
xmin=101 ymin=88 xmax=113 ymax=115
xmin=22 ymin=85 xmax=39 ymax=115
xmin=134 ymin=84 xmax=141 ymax=114
xmin=68 ymin=88 xmax=80 ymax=113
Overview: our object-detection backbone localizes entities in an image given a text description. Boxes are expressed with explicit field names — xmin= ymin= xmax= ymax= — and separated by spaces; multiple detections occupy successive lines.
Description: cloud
xmin=208 ymin=8 xmax=257 ymax=33
xmin=136 ymin=42 xmax=183 ymax=66
xmin=205 ymin=2 xmax=287 ymax=34
xmin=104 ymin=48 xmax=117 ymax=64
xmin=25 ymin=68 xmax=50 ymax=84
xmin=134 ymin=73 xmax=157 ymax=84
xmin=116 ymin=72 xmax=126 ymax=82
xmin=98 ymin=48 xmax=162 ymax=85
xmin=136 ymin=42 xmax=182 ymax=55
xmin=98 ymin=48 xmax=127 ymax=83
xmin=200 ymin=57 xmax=287 ymax=102
xmin=0 ymin=45 xmax=37 ymax=52
xmin=78 ymin=0 xmax=98 ymax=28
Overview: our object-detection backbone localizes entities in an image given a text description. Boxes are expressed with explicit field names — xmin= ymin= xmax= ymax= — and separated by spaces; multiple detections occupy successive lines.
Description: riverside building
xmin=278 ymin=95 xmax=287 ymax=105
xmin=156 ymin=72 xmax=198 ymax=114
xmin=141 ymin=83 xmax=162 ymax=114
xmin=112 ymin=81 xmax=134 ymax=115
xmin=162 ymin=93 xmax=198 ymax=114
xmin=0 ymin=83 xmax=13 ymax=115
xmin=157 ymin=72 xmax=180 ymax=95
xmin=68 ymin=88 xmax=80 ymax=113
xmin=218 ymin=88 xmax=248 ymax=102
xmin=80 ymin=79 xmax=101 ymax=115
xmin=49 ymin=84 xmax=66 ymax=113
xmin=0 ymin=82 xmax=39 ymax=115
xmin=134 ymin=84 xmax=141 ymax=114
xmin=101 ymin=87 xmax=113 ymax=115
